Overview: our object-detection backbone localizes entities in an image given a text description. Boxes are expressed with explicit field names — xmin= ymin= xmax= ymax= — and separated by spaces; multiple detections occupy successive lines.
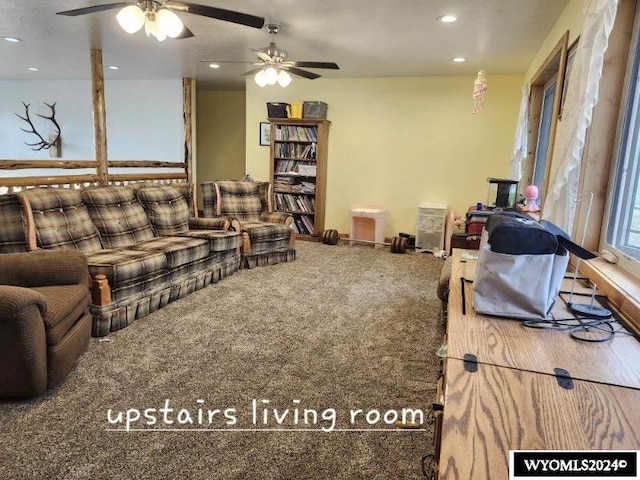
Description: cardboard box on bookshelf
xmin=303 ymin=101 xmax=328 ymax=119
xmin=297 ymin=165 xmax=317 ymax=176
xmin=267 ymin=102 xmax=290 ymax=118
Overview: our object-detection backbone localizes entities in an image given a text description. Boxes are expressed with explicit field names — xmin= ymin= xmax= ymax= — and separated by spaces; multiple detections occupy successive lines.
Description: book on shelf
xmin=300 ymin=214 xmax=315 ymax=234
xmin=274 ymin=192 xmax=315 ymax=213
xmin=273 ymin=124 xmax=318 ymax=142
xmin=290 ymin=215 xmax=314 ymax=235
xmin=274 ymin=143 xmax=315 ymax=159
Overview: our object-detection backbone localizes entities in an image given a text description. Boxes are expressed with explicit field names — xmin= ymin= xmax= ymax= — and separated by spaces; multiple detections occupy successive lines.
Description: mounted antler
xmin=16 ymin=102 xmax=61 ymax=151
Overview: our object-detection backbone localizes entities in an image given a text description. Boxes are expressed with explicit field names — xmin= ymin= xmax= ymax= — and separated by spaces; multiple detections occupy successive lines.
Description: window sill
xmin=580 ymin=257 xmax=640 ymax=337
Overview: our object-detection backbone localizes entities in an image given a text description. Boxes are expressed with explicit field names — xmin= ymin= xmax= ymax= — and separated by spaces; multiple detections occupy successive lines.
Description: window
xmin=532 ymin=79 xmax=557 ymax=198
xmin=524 ymin=32 xmax=568 ymax=200
xmin=604 ymin=7 xmax=640 ymax=279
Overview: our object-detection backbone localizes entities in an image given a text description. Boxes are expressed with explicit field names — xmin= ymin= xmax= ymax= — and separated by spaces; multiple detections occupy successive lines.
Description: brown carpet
xmin=0 ymin=241 xmax=444 ymax=480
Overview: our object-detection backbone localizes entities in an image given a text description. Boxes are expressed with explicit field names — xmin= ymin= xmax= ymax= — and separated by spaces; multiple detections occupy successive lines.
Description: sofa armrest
xmin=0 ymin=285 xmax=47 ymax=319
xmin=0 ymin=250 xmax=89 ymax=288
xmin=260 ymin=212 xmax=294 ymax=225
xmin=189 ymin=216 xmax=229 ymax=231
xmin=0 ymin=285 xmax=48 ymax=398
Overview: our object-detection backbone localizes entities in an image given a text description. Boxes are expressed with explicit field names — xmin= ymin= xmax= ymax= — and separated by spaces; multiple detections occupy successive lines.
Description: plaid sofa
xmin=201 ymin=180 xmax=296 ymax=269
xmin=0 ymin=193 xmax=29 ymax=254
xmin=3 ymin=184 xmax=242 ymax=336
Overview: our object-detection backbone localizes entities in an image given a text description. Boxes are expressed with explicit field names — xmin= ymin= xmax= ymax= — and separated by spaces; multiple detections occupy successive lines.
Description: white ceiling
xmin=0 ymin=0 xmax=569 ymax=90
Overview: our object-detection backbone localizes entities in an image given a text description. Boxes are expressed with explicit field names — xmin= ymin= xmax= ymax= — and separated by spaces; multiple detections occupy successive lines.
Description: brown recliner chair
xmin=0 ymin=250 xmax=92 ymax=398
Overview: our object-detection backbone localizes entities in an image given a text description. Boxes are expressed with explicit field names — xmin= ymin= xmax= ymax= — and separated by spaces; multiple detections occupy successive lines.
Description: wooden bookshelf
xmin=269 ymin=118 xmax=330 ymax=239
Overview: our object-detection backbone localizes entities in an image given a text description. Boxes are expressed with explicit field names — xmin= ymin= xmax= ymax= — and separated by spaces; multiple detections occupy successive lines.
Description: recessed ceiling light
xmin=209 ymin=63 xmax=220 ymax=69
xmin=453 ymin=57 xmax=466 ymax=63
xmin=438 ymin=15 xmax=458 ymax=23
xmin=2 ymin=36 xmax=22 ymax=43
xmin=27 ymin=67 xmax=39 ymax=71
xmin=108 ymin=65 xmax=120 ymax=70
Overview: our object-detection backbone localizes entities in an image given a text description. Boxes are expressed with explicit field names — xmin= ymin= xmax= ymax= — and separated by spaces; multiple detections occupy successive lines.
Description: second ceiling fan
xmin=206 ymin=24 xmax=339 ymax=87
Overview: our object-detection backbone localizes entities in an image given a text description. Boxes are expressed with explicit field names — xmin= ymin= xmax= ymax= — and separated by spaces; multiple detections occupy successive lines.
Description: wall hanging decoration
xmin=472 ymin=70 xmax=488 ymax=114
xmin=260 ymin=122 xmax=270 ymax=145
xmin=16 ymin=101 xmax=62 ymax=156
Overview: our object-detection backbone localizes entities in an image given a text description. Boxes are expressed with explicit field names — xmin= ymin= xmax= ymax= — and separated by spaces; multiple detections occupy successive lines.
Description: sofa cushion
xmin=18 ymin=188 xmax=102 ymax=253
xmin=32 ymin=284 xmax=90 ymax=346
xmin=135 ymin=186 xmax=190 ymax=236
xmin=86 ymin=249 xmax=167 ymax=286
xmin=0 ymin=194 xmax=28 ymax=254
xmin=134 ymin=236 xmax=210 ymax=269
xmin=82 ymin=186 xmax=155 ymax=249
xmin=175 ymin=230 xmax=243 ymax=252
xmin=215 ymin=181 xmax=263 ymax=222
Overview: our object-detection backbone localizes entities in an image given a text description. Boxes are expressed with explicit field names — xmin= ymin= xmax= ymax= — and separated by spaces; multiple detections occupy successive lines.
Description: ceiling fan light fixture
xmin=254 ymin=70 xmax=268 ymax=87
xmin=264 ymin=66 xmax=278 ymax=85
xmin=277 ymin=70 xmax=292 ymax=87
xmin=145 ymin=17 xmax=167 ymax=41
xmin=117 ymin=5 xmax=145 ymax=34
xmin=156 ymin=8 xmax=184 ymax=38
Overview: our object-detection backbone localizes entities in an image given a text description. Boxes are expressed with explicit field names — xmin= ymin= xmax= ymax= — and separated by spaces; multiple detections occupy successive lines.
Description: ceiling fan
xmin=204 ymin=24 xmax=339 ymax=86
xmin=57 ymin=1 xmax=265 ymax=41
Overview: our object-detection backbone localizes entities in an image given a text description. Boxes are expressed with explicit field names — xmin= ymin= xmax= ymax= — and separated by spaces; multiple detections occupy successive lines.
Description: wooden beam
xmin=0 ymin=174 xmax=99 ymax=187
xmin=107 ymin=172 xmax=188 ymax=182
xmin=183 ymin=78 xmax=193 ymax=184
xmin=0 ymin=160 xmax=98 ymax=170
xmin=107 ymin=160 xmax=188 ymax=169
xmin=91 ymin=49 xmax=108 ymax=184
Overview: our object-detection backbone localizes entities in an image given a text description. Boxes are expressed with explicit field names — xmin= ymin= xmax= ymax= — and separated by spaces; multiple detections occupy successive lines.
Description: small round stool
xmin=350 ymin=204 xmax=386 ymax=248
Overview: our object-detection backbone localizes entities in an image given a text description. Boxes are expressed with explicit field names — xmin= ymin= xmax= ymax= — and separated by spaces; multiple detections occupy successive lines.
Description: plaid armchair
xmin=200 ymin=180 xmax=296 ymax=268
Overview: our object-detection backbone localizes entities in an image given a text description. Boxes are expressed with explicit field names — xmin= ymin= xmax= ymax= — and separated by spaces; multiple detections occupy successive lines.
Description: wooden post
xmin=183 ymin=78 xmax=193 ymax=185
xmin=17 ymin=194 xmax=37 ymax=251
xmin=91 ymin=274 xmax=112 ymax=306
xmin=91 ymin=49 xmax=108 ymax=185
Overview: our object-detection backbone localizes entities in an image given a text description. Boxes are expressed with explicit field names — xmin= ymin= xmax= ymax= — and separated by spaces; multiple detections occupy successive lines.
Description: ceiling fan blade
xmin=290 ymin=61 xmax=340 ymax=70
xmin=166 ymin=1 xmax=265 ymax=29
xmin=285 ymin=67 xmax=321 ymax=80
xmin=241 ymin=68 xmax=265 ymax=77
xmin=176 ymin=26 xmax=195 ymax=39
xmin=57 ymin=2 xmax=133 ymax=16
xmin=200 ymin=61 xmax=262 ymax=65
xmin=251 ymin=49 xmax=273 ymax=63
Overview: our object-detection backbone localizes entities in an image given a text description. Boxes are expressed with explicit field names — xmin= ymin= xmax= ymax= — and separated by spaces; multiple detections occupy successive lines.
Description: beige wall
xmin=246 ymin=75 xmax=523 ymax=237
xmin=525 ymin=0 xmax=585 ymax=82
xmin=196 ymin=89 xmax=246 ymax=189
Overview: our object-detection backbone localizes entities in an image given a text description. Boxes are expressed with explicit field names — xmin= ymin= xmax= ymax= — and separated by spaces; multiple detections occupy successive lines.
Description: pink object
xmin=472 ymin=70 xmax=488 ymax=114
xmin=522 ymin=185 xmax=540 ymax=212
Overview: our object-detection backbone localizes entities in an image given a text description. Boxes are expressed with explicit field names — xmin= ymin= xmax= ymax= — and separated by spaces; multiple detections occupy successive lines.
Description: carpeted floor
xmin=0 ymin=241 xmax=444 ymax=480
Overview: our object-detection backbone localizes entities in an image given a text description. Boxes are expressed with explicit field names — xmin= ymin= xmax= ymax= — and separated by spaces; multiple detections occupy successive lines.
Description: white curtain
xmin=543 ymin=0 xmax=619 ymax=232
xmin=509 ymin=84 xmax=530 ymax=181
